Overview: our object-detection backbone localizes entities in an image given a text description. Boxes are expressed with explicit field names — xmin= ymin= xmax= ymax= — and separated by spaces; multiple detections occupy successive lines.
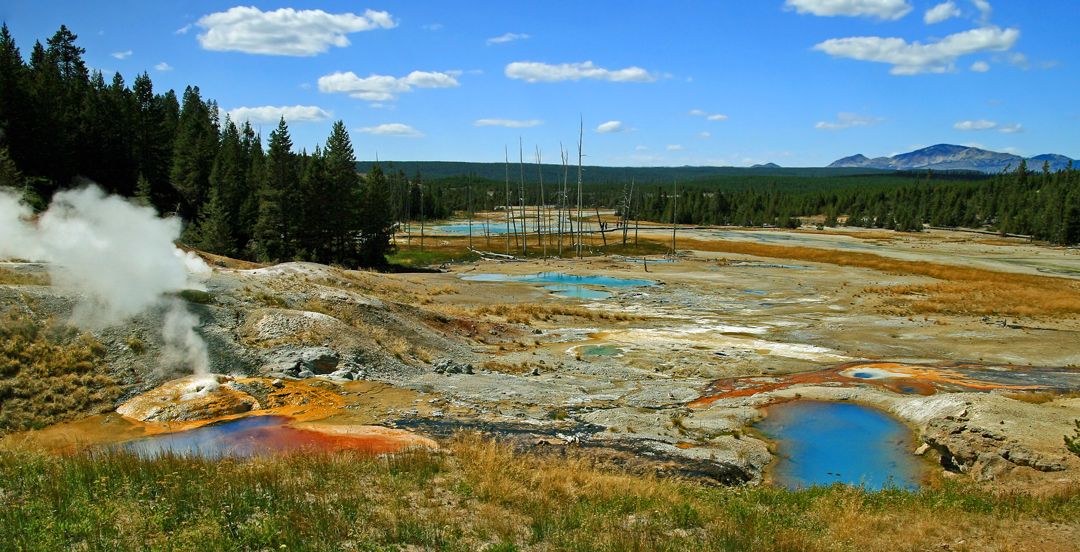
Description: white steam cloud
xmin=0 ymin=185 xmax=211 ymax=374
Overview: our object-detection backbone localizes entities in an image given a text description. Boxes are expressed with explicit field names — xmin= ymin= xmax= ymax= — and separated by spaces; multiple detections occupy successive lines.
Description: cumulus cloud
xmin=954 ymin=119 xmax=998 ymax=130
xmin=998 ymin=123 xmax=1026 ymax=134
xmin=175 ymin=24 xmax=193 ymax=35
xmin=924 ymin=1 xmax=961 ymax=24
xmin=689 ymin=109 xmax=729 ymax=121
xmin=226 ymin=105 xmax=332 ymax=125
xmin=505 ymin=61 xmax=656 ymax=83
xmin=423 ymin=23 xmax=443 ymax=31
xmin=487 ymin=33 xmax=529 ymax=45
xmin=636 ymin=146 xmax=649 ymax=151
xmin=971 ymin=60 xmax=990 ymax=71
xmin=474 ymin=119 xmax=544 ymax=128
xmin=318 ymin=70 xmax=460 ymax=101
xmin=667 ymin=145 xmax=685 ymax=151
xmin=784 ymin=0 xmax=912 ymax=20
xmin=111 ymin=50 xmax=132 ymax=59
xmin=698 ymin=132 xmax=711 ymax=138
xmin=196 ymin=7 xmax=395 ymax=56
xmin=815 ymin=112 xmax=886 ymax=130
xmin=596 ymin=121 xmax=636 ymax=133
xmin=155 ymin=62 xmax=173 ymax=71
xmin=356 ymin=123 xmax=423 ymax=137
xmin=813 ymin=25 xmax=1019 ymax=75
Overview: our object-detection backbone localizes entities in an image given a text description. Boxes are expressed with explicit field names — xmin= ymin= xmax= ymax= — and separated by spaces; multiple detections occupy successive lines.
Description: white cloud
xmin=813 ymin=25 xmax=1020 ymax=74
xmin=954 ymin=119 xmax=1024 ymax=133
xmin=971 ymin=61 xmax=990 ymax=72
xmin=999 ymin=146 xmax=1024 ymax=155
xmin=690 ymin=109 xmax=729 ymax=121
xmin=155 ymin=62 xmax=173 ymax=71
xmin=784 ymin=0 xmax=912 ymax=20
xmin=299 ymin=83 xmax=311 ymax=89
xmin=667 ymin=145 xmax=685 ymax=151
xmin=318 ymin=71 xmax=460 ymax=101
xmin=973 ymin=0 xmax=993 ymax=24
xmin=175 ymin=24 xmax=193 ymax=35
xmin=596 ymin=121 xmax=636 ymax=133
xmin=226 ymin=105 xmax=332 ymax=125
xmin=474 ymin=119 xmax=544 ymax=128
xmin=505 ymin=61 xmax=656 ymax=83
xmin=635 ymin=146 xmax=649 ymax=151
xmin=954 ymin=119 xmax=998 ymax=130
xmin=423 ymin=23 xmax=443 ymax=31
xmin=111 ymin=50 xmax=132 ymax=59
xmin=487 ymin=33 xmax=529 ymax=45
xmin=355 ymin=123 xmax=423 ymax=137
xmin=1006 ymin=52 xmax=1030 ymax=70
xmin=698 ymin=132 xmax=711 ymax=138
xmin=196 ymin=7 xmax=395 ymax=56
xmin=961 ymin=141 xmax=987 ymax=149
xmin=815 ymin=112 xmax=885 ymax=130
xmin=924 ymin=1 xmax=960 ymax=24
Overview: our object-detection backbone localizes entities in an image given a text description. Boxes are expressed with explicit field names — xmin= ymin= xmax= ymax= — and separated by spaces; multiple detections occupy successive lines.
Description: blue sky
xmin=3 ymin=0 xmax=1077 ymax=167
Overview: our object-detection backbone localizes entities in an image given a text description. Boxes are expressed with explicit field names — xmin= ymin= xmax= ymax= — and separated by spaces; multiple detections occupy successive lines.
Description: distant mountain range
xmin=828 ymin=144 xmax=1075 ymax=173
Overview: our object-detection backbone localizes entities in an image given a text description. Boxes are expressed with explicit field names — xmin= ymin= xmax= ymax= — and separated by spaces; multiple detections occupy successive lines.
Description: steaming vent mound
xmin=117 ymin=374 xmax=259 ymax=422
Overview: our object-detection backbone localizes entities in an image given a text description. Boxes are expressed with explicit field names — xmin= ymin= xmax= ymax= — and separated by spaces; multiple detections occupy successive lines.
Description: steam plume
xmin=0 ymin=185 xmax=211 ymax=374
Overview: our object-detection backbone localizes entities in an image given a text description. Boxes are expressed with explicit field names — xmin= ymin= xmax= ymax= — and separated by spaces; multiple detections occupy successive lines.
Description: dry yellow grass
xmin=435 ymin=302 xmax=635 ymax=325
xmin=999 ymin=390 xmax=1080 ymax=404
xmin=673 ymin=237 xmax=1080 ymax=318
xmin=0 ymin=313 xmax=120 ymax=435
xmin=0 ymin=266 xmax=50 ymax=286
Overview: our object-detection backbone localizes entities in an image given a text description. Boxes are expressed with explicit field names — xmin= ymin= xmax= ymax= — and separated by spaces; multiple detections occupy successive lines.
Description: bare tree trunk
xmin=536 ymin=146 xmax=547 ymax=258
xmin=577 ymin=119 xmax=584 ymax=258
xmin=595 ymin=205 xmax=607 ymax=246
xmin=467 ymin=174 xmax=473 ymax=249
xmin=419 ymin=182 xmax=425 ymax=253
xmin=505 ymin=147 xmax=511 ymax=256
xmin=519 ymin=137 xmax=527 ymax=256
xmin=671 ymin=180 xmax=678 ymax=256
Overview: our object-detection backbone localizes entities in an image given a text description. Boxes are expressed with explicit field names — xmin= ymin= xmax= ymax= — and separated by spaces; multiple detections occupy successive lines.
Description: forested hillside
xmin=0 ymin=25 xmax=393 ymax=267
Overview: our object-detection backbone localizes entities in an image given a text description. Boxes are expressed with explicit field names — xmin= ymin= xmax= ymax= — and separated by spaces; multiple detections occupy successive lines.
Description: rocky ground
xmin=3 ymin=228 xmax=1080 ymax=488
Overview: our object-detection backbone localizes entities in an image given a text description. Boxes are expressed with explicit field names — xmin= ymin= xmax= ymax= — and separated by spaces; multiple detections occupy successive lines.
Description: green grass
xmin=1 ymin=434 xmax=1077 ymax=551
xmin=387 ymin=248 xmax=480 ymax=268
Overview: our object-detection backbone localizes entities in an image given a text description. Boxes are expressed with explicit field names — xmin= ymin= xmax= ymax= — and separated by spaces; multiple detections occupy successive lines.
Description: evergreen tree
xmin=188 ymin=186 xmax=236 ymax=257
xmin=0 ymin=25 xmax=32 ymax=177
xmin=296 ymin=146 xmax=330 ymax=262
xmin=169 ymin=86 xmax=218 ymax=218
xmin=208 ymin=117 xmax=247 ymax=253
xmin=0 ymin=144 xmax=23 ymax=189
xmin=359 ymin=164 xmax=395 ymax=266
xmin=322 ymin=120 xmax=362 ymax=265
xmin=253 ymin=118 xmax=298 ymax=262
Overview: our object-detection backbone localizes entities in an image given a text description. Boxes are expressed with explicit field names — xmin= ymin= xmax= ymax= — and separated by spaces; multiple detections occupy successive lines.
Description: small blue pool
xmin=754 ymin=401 xmax=928 ymax=490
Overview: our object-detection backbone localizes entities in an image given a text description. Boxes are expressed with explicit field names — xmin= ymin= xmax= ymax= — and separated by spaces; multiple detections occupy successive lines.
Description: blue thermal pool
xmin=578 ymin=344 xmax=624 ymax=357
xmin=754 ymin=401 xmax=928 ymax=490
xmin=462 ymin=272 xmax=653 ymax=288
